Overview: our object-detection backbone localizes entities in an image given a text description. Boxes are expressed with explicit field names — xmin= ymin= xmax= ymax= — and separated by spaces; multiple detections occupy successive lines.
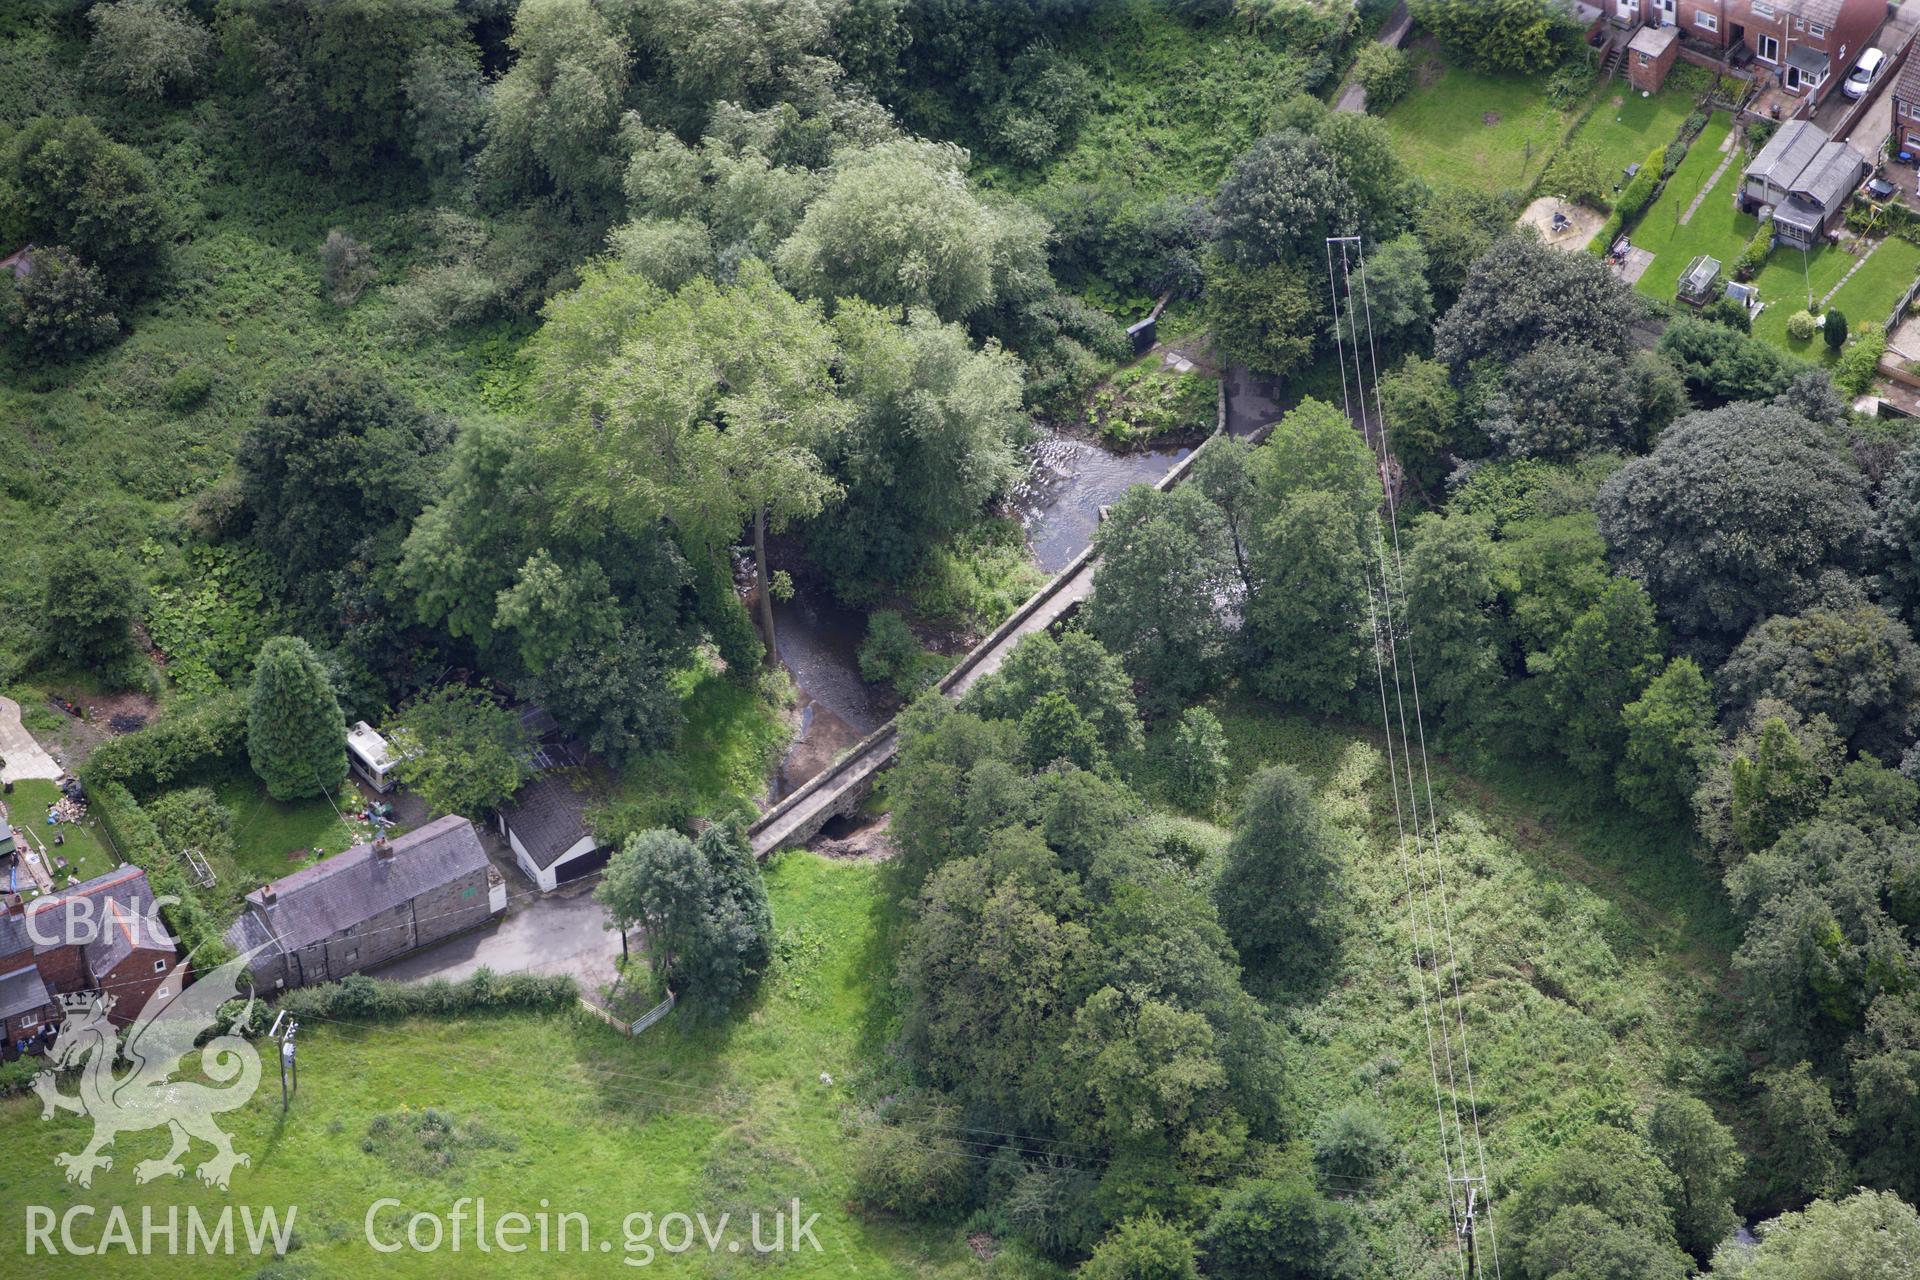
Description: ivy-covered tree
xmin=1617 ymin=657 xmax=1720 ymax=823
xmin=246 ymin=635 xmax=348 ymax=801
xmin=1718 ymin=601 xmax=1920 ymax=759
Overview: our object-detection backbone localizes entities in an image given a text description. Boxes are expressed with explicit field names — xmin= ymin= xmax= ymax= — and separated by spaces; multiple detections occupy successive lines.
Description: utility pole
xmin=269 ymin=1012 xmax=299 ymax=1111
xmin=1452 ymin=1174 xmax=1484 ymax=1278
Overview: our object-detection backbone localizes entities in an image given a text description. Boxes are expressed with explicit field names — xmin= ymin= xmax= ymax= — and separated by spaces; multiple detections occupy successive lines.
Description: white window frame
xmin=154 ymin=987 xmax=169 ymax=1000
xmin=1809 ymin=23 xmax=1825 ymax=37
xmin=1696 ymin=9 xmax=1718 ymax=33
xmin=19 ymin=1014 xmax=38 ymax=1029
xmin=1753 ymin=1 xmax=1775 ymax=18
xmin=153 ymin=958 xmax=167 ymax=973
xmin=1757 ymin=33 xmax=1781 ymax=63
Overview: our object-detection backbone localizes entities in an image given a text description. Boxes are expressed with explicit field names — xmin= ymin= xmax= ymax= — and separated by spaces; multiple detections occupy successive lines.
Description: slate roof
xmin=1747 ymin=120 xmax=1828 ymax=187
xmin=229 ymin=815 xmax=489 ymax=954
xmin=499 ymin=773 xmax=599 ymax=870
xmin=1746 ymin=120 xmax=1866 ymax=215
xmin=27 ymin=866 xmax=171 ymax=975
xmin=0 ymin=907 xmax=31 ymax=963
xmin=0 ymin=964 xmax=51 ymax=1021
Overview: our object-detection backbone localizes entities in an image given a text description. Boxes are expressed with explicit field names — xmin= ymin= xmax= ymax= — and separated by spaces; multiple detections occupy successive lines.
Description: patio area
xmin=1519 ymin=195 xmax=1606 ymax=251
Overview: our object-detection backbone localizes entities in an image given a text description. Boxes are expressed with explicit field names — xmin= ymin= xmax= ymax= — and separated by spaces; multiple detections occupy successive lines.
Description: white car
xmin=1843 ymin=48 xmax=1887 ymax=101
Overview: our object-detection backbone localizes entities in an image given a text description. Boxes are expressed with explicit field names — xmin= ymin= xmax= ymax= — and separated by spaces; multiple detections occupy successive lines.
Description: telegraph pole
xmin=269 ymin=1012 xmax=299 ymax=1111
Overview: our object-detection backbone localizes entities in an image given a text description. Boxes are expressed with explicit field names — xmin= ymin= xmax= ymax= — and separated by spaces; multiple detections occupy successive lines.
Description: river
xmin=766 ymin=364 xmax=1297 ymax=798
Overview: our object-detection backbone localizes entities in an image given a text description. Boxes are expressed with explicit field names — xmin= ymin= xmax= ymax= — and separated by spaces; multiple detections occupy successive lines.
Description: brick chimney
xmin=374 ymin=835 xmax=394 ymax=863
xmin=259 ymin=883 xmax=276 ymax=908
xmin=2 ymin=893 xmax=21 ymax=917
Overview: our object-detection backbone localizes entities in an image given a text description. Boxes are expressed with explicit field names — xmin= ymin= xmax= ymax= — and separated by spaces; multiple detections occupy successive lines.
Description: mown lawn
xmin=1564 ymin=85 xmax=1697 ymax=190
xmin=0 ymin=855 xmax=1012 ymax=1279
xmin=1382 ymin=45 xmax=1569 ymax=192
xmin=1754 ymin=234 xmax=1920 ymax=357
xmin=1147 ymin=696 xmax=1745 ymax=1261
xmin=200 ymin=767 xmax=374 ymax=914
xmin=1627 ymin=113 xmax=1748 ymax=301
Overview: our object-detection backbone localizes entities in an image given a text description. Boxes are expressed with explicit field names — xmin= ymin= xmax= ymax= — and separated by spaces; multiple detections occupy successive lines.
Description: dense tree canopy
xmin=4 ymin=114 xmax=174 ymax=291
xmin=1595 ymin=403 xmax=1869 ymax=651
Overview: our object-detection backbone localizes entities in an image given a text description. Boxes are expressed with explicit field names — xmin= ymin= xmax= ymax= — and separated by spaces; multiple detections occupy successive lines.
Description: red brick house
xmin=1607 ymin=0 xmax=1883 ymax=101
xmin=0 ymin=866 xmax=186 ymax=1052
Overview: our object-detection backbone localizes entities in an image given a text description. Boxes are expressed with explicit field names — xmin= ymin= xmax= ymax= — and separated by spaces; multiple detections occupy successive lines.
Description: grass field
xmin=0 ymin=855 xmax=1021 ymax=1279
xmin=2 ymin=778 xmax=114 ymax=888
xmin=1382 ymin=46 xmax=1569 ymax=192
xmin=1625 ymin=113 xmax=1748 ymax=300
xmin=1562 ymin=85 xmax=1697 ymax=194
xmin=1150 ymin=696 xmax=1744 ymax=1261
xmin=1753 ymin=234 xmax=1920 ymax=355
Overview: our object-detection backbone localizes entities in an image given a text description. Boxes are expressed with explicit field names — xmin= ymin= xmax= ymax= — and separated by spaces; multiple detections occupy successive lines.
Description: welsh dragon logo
xmin=33 ymin=945 xmax=266 ymax=1190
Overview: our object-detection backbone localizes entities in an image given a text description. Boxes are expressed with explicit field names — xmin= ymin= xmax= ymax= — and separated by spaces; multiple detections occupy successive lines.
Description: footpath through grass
xmin=1627 ymin=113 xmax=1746 ymax=300
xmin=0 ymin=854 xmax=1005 ymax=1279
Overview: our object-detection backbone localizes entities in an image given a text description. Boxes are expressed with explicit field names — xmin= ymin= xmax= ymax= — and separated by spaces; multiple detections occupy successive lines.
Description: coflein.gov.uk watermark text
xmin=366 ymin=1197 xmax=823 ymax=1266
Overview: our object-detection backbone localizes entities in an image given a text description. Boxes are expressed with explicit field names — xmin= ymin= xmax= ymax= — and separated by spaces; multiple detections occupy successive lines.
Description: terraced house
xmin=1608 ymin=0 xmax=1882 ymax=101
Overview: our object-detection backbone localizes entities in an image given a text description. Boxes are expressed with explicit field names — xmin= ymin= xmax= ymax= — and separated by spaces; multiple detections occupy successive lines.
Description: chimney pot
xmin=374 ymin=835 xmax=394 ymax=862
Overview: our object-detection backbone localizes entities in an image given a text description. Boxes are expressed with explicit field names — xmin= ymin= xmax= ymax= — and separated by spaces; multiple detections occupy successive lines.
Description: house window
xmin=20 ymin=1015 xmax=37 ymax=1030
xmin=155 ymin=988 xmax=169 ymax=1000
xmin=1696 ymin=9 xmax=1718 ymax=32
xmin=153 ymin=959 xmax=167 ymax=973
xmin=1753 ymin=1 xmax=1774 ymax=16
xmin=345 ymin=947 xmax=359 ymax=962
xmin=1809 ymin=23 xmax=1824 ymax=37
xmin=1757 ymin=33 xmax=1780 ymax=63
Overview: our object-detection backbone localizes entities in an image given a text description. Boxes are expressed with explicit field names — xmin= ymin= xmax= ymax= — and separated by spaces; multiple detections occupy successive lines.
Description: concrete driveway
xmin=370 ymin=875 xmax=637 ymax=996
xmin=0 ymin=697 xmax=63 ymax=784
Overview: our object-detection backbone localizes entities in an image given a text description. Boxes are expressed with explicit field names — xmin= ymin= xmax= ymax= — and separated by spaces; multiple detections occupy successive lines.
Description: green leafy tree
xmin=85 ymin=0 xmax=212 ymax=101
xmin=1409 ymin=0 xmax=1580 ymax=74
xmin=1380 ymin=354 xmax=1463 ymax=497
xmin=1193 ymin=434 xmax=1257 ymax=596
xmin=1312 ymin=1103 xmax=1395 ymax=1183
xmin=531 ymin=260 xmax=847 ymax=662
xmin=1539 ymin=577 xmax=1663 ymax=780
xmin=1081 ymin=1213 xmax=1200 ymax=1280
xmin=1657 ymin=316 xmax=1798 ymax=405
xmin=1754 ymin=1062 xmax=1848 ymax=1202
xmin=1332 ymin=233 xmax=1431 ymax=351
xmin=1204 ymin=254 xmax=1322 ymax=379
xmin=775 ymin=139 xmax=1048 ymax=322
xmin=1435 ymin=232 xmax=1638 ymax=369
xmin=1199 ymin=1176 xmax=1364 ymax=1280
xmin=1731 ymin=717 xmax=1839 ymax=859
xmin=811 ymin=301 xmax=1026 ymax=590
xmin=246 ymin=635 xmax=348 ymax=801
xmin=1546 ymin=139 xmax=1613 ymax=208
xmin=968 ymin=630 xmax=1142 ymax=768
xmin=1709 ymin=1189 xmax=1920 ymax=1279
xmin=1851 ymin=993 xmax=1920 ymax=1203
xmin=1244 ymin=490 xmax=1370 ymax=712
xmin=1211 ymin=128 xmax=1353 ymax=268
xmin=595 ymin=825 xmax=769 ymax=1019
xmin=237 ymin=365 xmax=450 ymax=618
xmin=5 ymin=115 xmax=174 ymax=290
xmin=5 ymin=245 xmax=117 ymax=358
xmin=402 ymin=42 xmax=486 ymax=188
xmin=1404 ymin=513 xmax=1501 ymax=745
xmin=1088 ymin=486 xmax=1234 ymax=715
xmin=1618 ymin=657 xmax=1720 ymax=822
xmin=476 ymin=0 xmax=629 ymax=208
xmin=41 ymin=547 xmax=137 ymax=671
xmin=1646 ymin=1095 xmax=1743 ymax=1261
xmin=1163 ymin=707 xmax=1230 ymax=815
xmin=1596 ymin=402 xmax=1869 ymax=651
xmin=1824 ymin=308 xmax=1849 ymax=351
xmin=1719 ymin=602 xmax=1920 ymax=759
xmin=386 ymin=687 xmax=533 ymax=819
xmin=1215 ymin=765 xmax=1344 ymax=988
xmin=216 ymin=0 xmax=470 ymax=174
xmin=1416 ymin=185 xmax=1517 ymax=300
xmin=1353 ymin=41 xmax=1410 ymax=111
xmin=1506 ymin=1125 xmax=1691 ymax=1280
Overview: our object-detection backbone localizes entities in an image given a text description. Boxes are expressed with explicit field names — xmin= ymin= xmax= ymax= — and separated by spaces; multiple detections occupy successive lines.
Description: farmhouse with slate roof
xmin=226 ymin=815 xmax=504 ymax=992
